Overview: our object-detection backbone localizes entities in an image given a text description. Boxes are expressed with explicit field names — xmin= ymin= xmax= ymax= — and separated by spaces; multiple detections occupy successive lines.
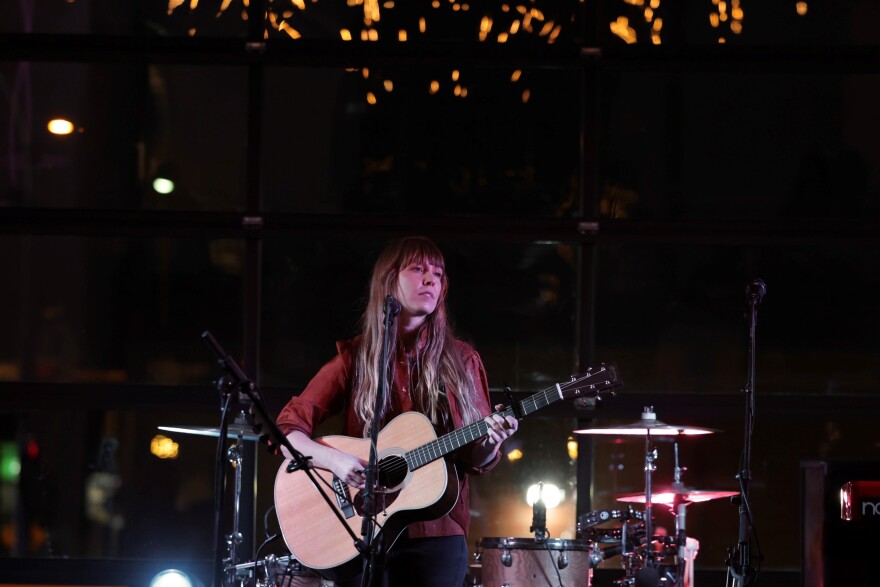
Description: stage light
xmin=47 ymin=118 xmax=75 ymax=135
xmin=526 ymin=482 xmax=563 ymax=508
xmin=148 ymin=569 xmax=194 ymax=587
xmin=152 ymin=177 xmax=175 ymax=195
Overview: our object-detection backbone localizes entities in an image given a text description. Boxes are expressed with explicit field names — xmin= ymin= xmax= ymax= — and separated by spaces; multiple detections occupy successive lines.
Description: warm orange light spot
xmin=398 ymin=29 xmax=407 ymax=41
xmin=610 ymin=16 xmax=637 ymax=44
xmin=383 ymin=80 xmax=394 ymax=92
xmin=522 ymin=88 xmax=530 ymax=103
xmin=151 ymin=435 xmax=179 ymax=459
xmin=368 ymin=28 xmax=378 ymax=40
xmin=796 ymin=1 xmax=808 ymax=16
xmin=511 ymin=69 xmax=522 ymax=82
xmin=362 ymin=68 xmax=370 ymax=78
xmin=366 ymin=92 xmax=377 ymax=105
xmin=429 ymin=80 xmax=440 ymax=94
xmin=340 ymin=28 xmax=352 ymax=40
xmin=167 ymin=0 xmax=185 ymax=13
xmin=419 ymin=17 xmax=426 ymax=32
xmin=497 ymin=31 xmax=509 ymax=42
xmin=451 ymin=69 xmax=460 ymax=81
xmin=278 ymin=22 xmax=302 ymax=39
xmin=47 ymin=119 xmax=74 ymax=135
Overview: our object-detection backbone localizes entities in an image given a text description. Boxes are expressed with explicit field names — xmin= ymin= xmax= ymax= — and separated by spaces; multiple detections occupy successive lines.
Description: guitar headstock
xmin=559 ymin=362 xmax=622 ymax=400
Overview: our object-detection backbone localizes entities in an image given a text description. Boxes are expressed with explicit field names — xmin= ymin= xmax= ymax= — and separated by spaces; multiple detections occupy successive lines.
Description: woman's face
xmin=395 ymin=259 xmax=444 ymax=319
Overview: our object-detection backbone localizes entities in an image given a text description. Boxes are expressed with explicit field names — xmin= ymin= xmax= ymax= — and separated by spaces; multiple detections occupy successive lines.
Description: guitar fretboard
xmin=404 ymin=383 xmax=563 ymax=470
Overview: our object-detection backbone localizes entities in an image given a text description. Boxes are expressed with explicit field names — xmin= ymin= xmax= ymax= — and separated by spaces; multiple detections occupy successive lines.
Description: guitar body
xmin=274 ymin=412 xmax=459 ymax=579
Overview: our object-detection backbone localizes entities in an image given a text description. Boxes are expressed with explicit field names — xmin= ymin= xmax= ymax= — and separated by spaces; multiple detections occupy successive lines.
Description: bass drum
xmin=478 ymin=537 xmax=593 ymax=587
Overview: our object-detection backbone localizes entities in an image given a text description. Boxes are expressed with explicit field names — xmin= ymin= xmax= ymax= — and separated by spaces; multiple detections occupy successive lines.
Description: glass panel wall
xmin=0 ymin=235 xmax=245 ymax=385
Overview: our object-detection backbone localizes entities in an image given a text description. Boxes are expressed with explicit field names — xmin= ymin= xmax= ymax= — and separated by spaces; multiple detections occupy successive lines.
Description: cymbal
xmin=158 ymin=424 xmax=261 ymax=441
xmin=572 ymin=408 xmax=716 ymax=436
xmin=616 ymin=487 xmax=738 ymax=506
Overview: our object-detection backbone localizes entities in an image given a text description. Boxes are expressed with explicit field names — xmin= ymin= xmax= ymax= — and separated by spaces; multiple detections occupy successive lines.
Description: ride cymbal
xmin=573 ymin=407 xmax=716 ymax=436
xmin=158 ymin=423 xmax=260 ymax=441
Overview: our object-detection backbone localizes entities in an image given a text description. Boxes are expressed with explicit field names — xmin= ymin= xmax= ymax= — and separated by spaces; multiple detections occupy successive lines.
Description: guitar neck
xmin=405 ymin=383 xmax=563 ymax=470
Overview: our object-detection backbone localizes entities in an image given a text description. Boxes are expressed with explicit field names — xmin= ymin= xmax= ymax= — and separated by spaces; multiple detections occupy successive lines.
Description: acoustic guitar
xmin=273 ymin=363 xmax=622 ymax=579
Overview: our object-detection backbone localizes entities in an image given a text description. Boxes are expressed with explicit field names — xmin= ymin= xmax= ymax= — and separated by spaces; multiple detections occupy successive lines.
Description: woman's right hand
xmin=285 ymin=430 xmax=367 ymax=488
xmin=328 ymin=451 xmax=368 ymax=489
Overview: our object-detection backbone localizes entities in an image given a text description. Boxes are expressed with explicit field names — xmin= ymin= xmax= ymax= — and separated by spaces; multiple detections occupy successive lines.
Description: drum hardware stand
xmin=669 ymin=442 xmax=687 ymax=587
xmin=202 ymin=331 xmax=368 ymax=587
xmin=642 ymin=407 xmax=658 ymax=572
xmin=222 ymin=420 xmax=247 ymax=586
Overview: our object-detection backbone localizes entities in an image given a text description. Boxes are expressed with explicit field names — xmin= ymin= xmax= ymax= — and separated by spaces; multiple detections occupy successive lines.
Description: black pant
xmin=337 ymin=533 xmax=469 ymax=587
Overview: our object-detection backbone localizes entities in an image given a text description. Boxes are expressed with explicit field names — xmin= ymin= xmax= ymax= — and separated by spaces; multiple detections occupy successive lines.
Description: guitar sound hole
xmin=351 ymin=454 xmax=408 ymax=517
xmin=378 ymin=455 xmax=408 ymax=489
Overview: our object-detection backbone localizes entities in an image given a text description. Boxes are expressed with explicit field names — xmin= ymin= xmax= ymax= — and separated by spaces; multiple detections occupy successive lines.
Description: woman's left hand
xmin=484 ymin=403 xmax=519 ymax=447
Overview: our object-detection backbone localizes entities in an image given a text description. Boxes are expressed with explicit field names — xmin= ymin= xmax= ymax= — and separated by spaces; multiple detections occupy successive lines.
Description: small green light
xmin=0 ymin=441 xmax=21 ymax=482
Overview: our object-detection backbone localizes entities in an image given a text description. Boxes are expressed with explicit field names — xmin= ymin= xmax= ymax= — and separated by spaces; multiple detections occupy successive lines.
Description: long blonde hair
xmin=352 ymin=236 xmax=482 ymax=434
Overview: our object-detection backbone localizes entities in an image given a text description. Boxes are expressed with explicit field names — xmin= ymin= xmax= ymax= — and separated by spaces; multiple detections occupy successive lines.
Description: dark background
xmin=2 ymin=1 xmax=879 ymax=585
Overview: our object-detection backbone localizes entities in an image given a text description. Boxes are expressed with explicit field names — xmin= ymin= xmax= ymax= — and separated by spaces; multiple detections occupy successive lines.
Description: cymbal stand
xmin=671 ymin=442 xmax=686 ymax=587
xmin=223 ymin=421 xmax=246 ymax=586
xmin=642 ymin=408 xmax=657 ymax=572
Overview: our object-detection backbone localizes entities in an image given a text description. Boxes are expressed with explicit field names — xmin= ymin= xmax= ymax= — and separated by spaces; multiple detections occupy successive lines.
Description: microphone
xmin=384 ymin=295 xmax=401 ymax=316
xmin=745 ymin=279 xmax=766 ymax=305
xmin=530 ymin=483 xmax=547 ymax=543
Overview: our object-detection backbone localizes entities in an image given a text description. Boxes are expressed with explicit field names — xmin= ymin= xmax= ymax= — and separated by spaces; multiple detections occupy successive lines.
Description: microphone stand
xmin=726 ymin=280 xmax=765 ymax=587
xmin=201 ymin=331 xmax=368 ymax=587
xmin=360 ymin=295 xmax=400 ymax=587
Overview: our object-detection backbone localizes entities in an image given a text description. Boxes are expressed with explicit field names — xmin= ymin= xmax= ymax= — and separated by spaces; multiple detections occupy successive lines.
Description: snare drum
xmin=478 ymin=537 xmax=593 ymax=587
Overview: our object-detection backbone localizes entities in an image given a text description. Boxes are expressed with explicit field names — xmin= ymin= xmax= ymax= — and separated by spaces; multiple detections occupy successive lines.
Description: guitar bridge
xmin=332 ymin=475 xmax=355 ymax=519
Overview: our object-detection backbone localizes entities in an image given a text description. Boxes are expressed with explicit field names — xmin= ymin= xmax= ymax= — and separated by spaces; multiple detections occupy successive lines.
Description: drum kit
xmin=159 ymin=406 xmax=735 ymax=587
xmin=470 ymin=406 xmax=737 ymax=587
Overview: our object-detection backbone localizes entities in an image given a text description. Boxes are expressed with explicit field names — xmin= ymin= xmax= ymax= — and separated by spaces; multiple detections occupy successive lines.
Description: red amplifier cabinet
xmin=802 ymin=461 xmax=880 ymax=587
